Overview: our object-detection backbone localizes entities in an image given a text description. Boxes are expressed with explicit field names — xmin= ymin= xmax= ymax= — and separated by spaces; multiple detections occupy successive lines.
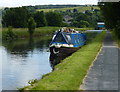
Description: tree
xmin=28 ymin=17 xmax=36 ymax=36
xmin=46 ymin=11 xmax=63 ymax=27
xmin=99 ymin=2 xmax=120 ymax=38
xmin=79 ymin=20 xmax=90 ymax=28
xmin=70 ymin=21 xmax=79 ymax=27
xmin=71 ymin=20 xmax=90 ymax=28
xmin=34 ymin=11 xmax=47 ymax=27
xmin=85 ymin=10 xmax=92 ymax=16
xmin=75 ymin=13 xmax=89 ymax=22
xmin=2 ymin=7 xmax=29 ymax=28
xmin=3 ymin=26 xmax=18 ymax=41
xmin=73 ymin=9 xmax=78 ymax=13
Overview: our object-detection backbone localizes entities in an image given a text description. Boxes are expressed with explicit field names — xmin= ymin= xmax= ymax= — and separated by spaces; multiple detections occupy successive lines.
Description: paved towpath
xmin=80 ymin=31 xmax=119 ymax=90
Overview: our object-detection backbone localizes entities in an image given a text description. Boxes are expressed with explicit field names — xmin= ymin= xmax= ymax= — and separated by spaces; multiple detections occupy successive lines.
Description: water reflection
xmin=2 ymin=37 xmax=50 ymax=55
xmin=2 ymin=36 xmax=52 ymax=90
xmin=49 ymin=52 xmax=72 ymax=70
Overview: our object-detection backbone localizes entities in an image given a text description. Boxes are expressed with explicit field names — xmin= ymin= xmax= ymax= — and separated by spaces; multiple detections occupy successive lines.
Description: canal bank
xmin=21 ymin=31 xmax=106 ymax=90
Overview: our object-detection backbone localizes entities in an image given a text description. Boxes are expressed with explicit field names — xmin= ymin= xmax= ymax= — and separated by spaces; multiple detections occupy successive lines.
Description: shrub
xmin=3 ymin=26 xmax=18 ymax=41
xmin=28 ymin=17 xmax=36 ymax=36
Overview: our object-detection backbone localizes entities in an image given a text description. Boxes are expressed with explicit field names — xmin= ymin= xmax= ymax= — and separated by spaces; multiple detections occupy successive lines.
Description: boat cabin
xmin=50 ymin=28 xmax=86 ymax=48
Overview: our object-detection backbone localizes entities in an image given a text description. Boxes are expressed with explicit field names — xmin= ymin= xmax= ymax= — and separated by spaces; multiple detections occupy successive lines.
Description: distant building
xmin=97 ymin=22 xmax=105 ymax=29
xmin=63 ymin=15 xmax=73 ymax=24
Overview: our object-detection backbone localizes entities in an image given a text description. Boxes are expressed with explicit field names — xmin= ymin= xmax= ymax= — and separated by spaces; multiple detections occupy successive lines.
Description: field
xmin=21 ymin=31 xmax=106 ymax=90
xmin=37 ymin=6 xmax=99 ymax=12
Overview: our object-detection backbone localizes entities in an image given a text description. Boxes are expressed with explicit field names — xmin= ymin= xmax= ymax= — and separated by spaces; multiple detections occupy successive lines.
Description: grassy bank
xmin=21 ymin=31 xmax=106 ymax=90
xmin=74 ymin=28 xmax=94 ymax=31
xmin=2 ymin=27 xmax=60 ymax=39
xmin=2 ymin=27 xmax=93 ymax=40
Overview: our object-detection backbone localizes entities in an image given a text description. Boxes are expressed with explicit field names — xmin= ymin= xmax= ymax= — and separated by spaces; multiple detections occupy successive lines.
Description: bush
xmin=28 ymin=17 xmax=36 ymax=36
xmin=3 ymin=26 xmax=18 ymax=41
xmin=79 ymin=20 xmax=90 ymax=28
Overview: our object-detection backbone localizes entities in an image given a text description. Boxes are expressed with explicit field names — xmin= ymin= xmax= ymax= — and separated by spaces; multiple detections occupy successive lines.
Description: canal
xmin=1 ymin=37 xmax=52 ymax=90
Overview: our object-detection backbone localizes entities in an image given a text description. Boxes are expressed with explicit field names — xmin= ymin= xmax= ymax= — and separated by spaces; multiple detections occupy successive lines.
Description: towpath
xmin=80 ymin=31 xmax=119 ymax=90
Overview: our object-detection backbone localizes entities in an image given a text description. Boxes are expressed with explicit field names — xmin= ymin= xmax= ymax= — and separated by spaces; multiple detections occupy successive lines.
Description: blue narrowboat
xmin=49 ymin=28 xmax=86 ymax=56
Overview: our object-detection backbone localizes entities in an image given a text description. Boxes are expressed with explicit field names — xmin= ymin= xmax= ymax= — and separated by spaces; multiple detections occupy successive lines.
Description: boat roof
xmin=97 ymin=22 xmax=105 ymax=25
xmin=50 ymin=31 xmax=83 ymax=45
xmin=50 ymin=28 xmax=85 ymax=45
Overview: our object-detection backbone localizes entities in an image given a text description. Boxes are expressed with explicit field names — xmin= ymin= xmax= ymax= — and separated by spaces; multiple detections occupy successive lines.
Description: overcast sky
xmin=0 ymin=0 xmax=98 ymax=7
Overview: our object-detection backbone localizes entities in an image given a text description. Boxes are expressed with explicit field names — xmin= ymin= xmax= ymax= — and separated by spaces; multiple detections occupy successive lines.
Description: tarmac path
xmin=80 ymin=31 xmax=119 ymax=91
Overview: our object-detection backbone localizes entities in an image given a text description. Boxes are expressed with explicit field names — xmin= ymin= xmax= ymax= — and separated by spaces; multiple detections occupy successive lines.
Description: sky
xmin=0 ymin=0 xmax=98 ymax=7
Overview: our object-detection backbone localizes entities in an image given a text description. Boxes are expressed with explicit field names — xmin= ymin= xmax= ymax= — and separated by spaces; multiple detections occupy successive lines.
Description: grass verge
xmin=21 ymin=31 xmax=106 ymax=90
xmin=111 ymin=31 xmax=120 ymax=47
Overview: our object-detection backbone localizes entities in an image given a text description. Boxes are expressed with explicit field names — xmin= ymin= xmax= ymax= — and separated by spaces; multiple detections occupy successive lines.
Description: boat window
xmin=54 ymin=34 xmax=65 ymax=42
xmin=66 ymin=35 xmax=71 ymax=41
xmin=74 ymin=35 xmax=78 ymax=44
xmin=52 ymin=34 xmax=56 ymax=40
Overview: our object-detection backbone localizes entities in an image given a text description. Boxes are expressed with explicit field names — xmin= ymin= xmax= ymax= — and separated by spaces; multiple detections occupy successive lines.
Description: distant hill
xmin=3 ymin=5 xmax=99 ymax=13
xmin=36 ymin=6 xmax=99 ymax=12
xmin=25 ymin=5 xmax=86 ymax=9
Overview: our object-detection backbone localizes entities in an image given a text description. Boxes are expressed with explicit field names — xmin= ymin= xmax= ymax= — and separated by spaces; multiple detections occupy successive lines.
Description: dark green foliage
xmin=46 ymin=11 xmax=63 ymax=27
xmin=75 ymin=13 xmax=89 ymax=22
xmin=2 ymin=7 xmax=29 ymax=28
xmin=70 ymin=13 xmax=91 ymax=28
xmin=79 ymin=20 xmax=90 ymax=28
xmin=2 ymin=5 xmax=102 ymax=29
xmin=28 ymin=17 xmax=36 ymax=36
xmin=71 ymin=20 xmax=90 ymax=28
xmin=61 ymin=22 xmax=69 ymax=27
xmin=115 ymin=21 xmax=120 ymax=39
xmin=64 ymin=7 xmax=103 ymax=28
xmin=73 ymin=9 xmax=78 ymax=13
xmin=3 ymin=26 xmax=18 ymax=41
xmin=99 ymin=2 xmax=120 ymax=29
xmin=85 ymin=10 xmax=92 ymax=16
xmin=99 ymin=2 xmax=120 ymax=37
xmin=71 ymin=21 xmax=79 ymax=27
xmin=34 ymin=11 xmax=47 ymax=27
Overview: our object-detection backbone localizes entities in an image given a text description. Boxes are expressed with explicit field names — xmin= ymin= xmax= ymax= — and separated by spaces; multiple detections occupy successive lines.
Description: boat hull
xmin=49 ymin=46 xmax=80 ymax=68
xmin=50 ymin=46 xmax=79 ymax=56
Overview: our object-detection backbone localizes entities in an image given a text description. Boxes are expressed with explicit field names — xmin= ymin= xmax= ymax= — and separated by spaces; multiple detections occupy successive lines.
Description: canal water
xmin=1 ymin=37 xmax=52 ymax=90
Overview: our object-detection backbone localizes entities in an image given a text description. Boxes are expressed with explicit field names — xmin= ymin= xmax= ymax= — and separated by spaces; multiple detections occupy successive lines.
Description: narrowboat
xmin=49 ymin=28 xmax=86 ymax=57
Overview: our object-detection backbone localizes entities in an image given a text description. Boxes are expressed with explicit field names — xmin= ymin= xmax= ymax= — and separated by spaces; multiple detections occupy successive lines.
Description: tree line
xmin=2 ymin=7 xmax=63 ymax=28
xmin=2 ymin=6 xmax=103 ymax=29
